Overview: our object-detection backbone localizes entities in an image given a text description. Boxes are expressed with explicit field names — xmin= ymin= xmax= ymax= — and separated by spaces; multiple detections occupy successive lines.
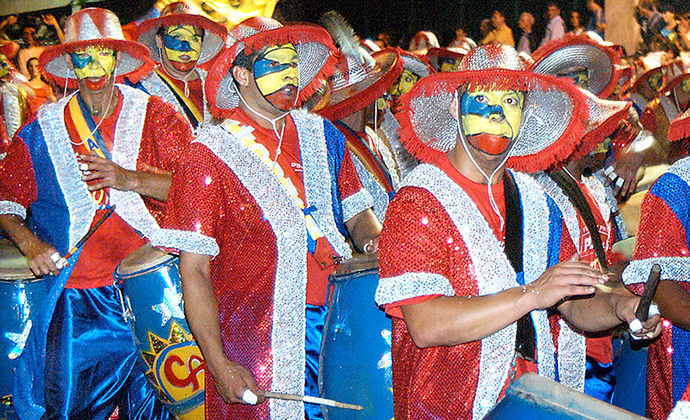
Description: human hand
xmin=42 ymin=14 xmax=58 ymax=27
xmin=212 ymin=360 xmax=266 ymax=405
xmin=616 ymin=297 xmax=662 ymax=340
xmin=526 ymin=254 xmax=608 ymax=310
xmin=4 ymin=16 xmax=18 ymax=26
xmin=80 ymin=153 xmax=137 ymax=192
xmin=604 ymin=150 xmax=645 ymax=200
xmin=22 ymin=235 xmax=61 ymax=276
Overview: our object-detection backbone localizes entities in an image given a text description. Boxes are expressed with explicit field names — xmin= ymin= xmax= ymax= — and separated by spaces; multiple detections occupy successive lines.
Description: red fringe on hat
xmin=669 ymin=111 xmax=690 ymax=142
xmin=564 ymin=101 xmax=631 ymax=165
xmin=397 ymin=69 xmax=591 ymax=173
xmin=39 ymin=39 xmax=154 ymax=89
xmin=136 ymin=13 xmax=227 ymax=39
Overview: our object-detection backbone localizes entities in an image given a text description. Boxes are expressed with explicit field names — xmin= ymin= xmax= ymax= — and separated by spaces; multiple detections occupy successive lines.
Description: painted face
xmin=558 ymin=67 xmax=590 ymax=90
xmin=648 ymin=71 xmax=663 ymax=91
xmin=70 ymin=46 xmax=117 ymax=91
xmin=460 ymin=89 xmax=524 ymax=155
xmin=163 ymin=25 xmax=203 ymax=72
xmin=389 ymin=70 xmax=420 ymax=97
xmin=254 ymin=44 xmax=299 ymax=111
xmin=440 ymin=58 xmax=461 ymax=73
xmin=681 ymin=78 xmax=690 ymax=93
xmin=0 ymin=55 xmax=11 ymax=78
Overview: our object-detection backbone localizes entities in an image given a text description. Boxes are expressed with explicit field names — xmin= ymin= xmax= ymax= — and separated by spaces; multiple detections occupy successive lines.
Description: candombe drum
xmin=0 ymin=238 xmax=46 ymax=420
xmin=319 ymin=253 xmax=393 ymax=419
xmin=114 ymin=243 xmax=205 ymax=420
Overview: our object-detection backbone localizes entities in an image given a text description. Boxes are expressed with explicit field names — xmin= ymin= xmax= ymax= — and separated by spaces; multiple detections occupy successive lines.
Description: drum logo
xmin=140 ymin=321 xmax=206 ymax=406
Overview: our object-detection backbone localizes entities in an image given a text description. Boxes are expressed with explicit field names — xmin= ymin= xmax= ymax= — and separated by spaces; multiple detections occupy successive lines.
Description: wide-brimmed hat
xmin=669 ymin=107 xmax=690 ymax=142
xmin=135 ymin=2 xmax=227 ymax=65
xmin=316 ymin=47 xmax=403 ymax=121
xmin=205 ymin=16 xmax=338 ymax=119
xmin=530 ymin=34 xmax=623 ymax=99
xmin=397 ymin=44 xmax=589 ymax=173
xmin=631 ymin=62 xmax=667 ymax=101
xmin=572 ymin=88 xmax=631 ymax=161
xmin=399 ymin=49 xmax=435 ymax=79
xmin=40 ymin=8 xmax=153 ymax=89
xmin=426 ymin=47 xmax=467 ymax=72
xmin=661 ymin=72 xmax=690 ymax=111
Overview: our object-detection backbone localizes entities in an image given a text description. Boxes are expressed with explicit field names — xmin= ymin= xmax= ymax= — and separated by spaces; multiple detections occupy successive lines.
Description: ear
xmin=449 ymin=93 xmax=459 ymax=119
xmin=232 ymin=65 xmax=251 ymax=87
xmin=155 ymin=33 xmax=164 ymax=49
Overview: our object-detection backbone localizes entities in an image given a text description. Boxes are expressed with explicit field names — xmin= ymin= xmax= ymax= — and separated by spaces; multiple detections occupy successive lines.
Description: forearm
xmin=401 ymin=286 xmax=537 ymax=348
xmin=654 ymin=279 xmax=690 ymax=331
xmin=345 ymin=208 xmax=382 ymax=252
xmin=127 ymin=170 xmax=172 ymax=202
xmin=558 ymin=284 xmax=632 ymax=332
xmin=179 ymin=252 xmax=231 ymax=376
xmin=0 ymin=213 xmax=40 ymax=253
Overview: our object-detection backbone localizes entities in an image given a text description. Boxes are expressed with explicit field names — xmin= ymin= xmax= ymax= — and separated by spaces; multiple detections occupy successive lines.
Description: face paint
xmin=70 ymin=46 xmax=117 ymax=91
xmin=648 ymin=72 xmax=663 ymax=91
xmin=681 ymin=78 xmax=690 ymax=93
xmin=460 ymin=89 xmax=524 ymax=155
xmin=389 ymin=70 xmax=420 ymax=97
xmin=0 ymin=56 xmax=11 ymax=78
xmin=163 ymin=25 xmax=202 ymax=72
xmin=440 ymin=58 xmax=460 ymax=73
xmin=254 ymin=44 xmax=299 ymax=111
xmin=558 ymin=67 xmax=589 ymax=90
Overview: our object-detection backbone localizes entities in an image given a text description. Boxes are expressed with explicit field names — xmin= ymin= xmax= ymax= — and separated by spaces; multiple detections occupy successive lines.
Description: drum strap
xmin=504 ymin=172 xmax=537 ymax=363
xmin=547 ymin=169 xmax=609 ymax=271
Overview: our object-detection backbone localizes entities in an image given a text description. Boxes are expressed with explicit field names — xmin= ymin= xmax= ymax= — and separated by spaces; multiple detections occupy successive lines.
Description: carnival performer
xmin=529 ymin=34 xmax=637 ymax=402
xmin=0 ymin=8 xmax=193 ymax=419
xmin=134 ymin=1 xmax=227 ymax=130
xmin=159 ymin=16 xmax=380 ymax=420
xmin=0 ymin=53 xmax=29 ymax=158
xmin=375 ymin=45 xmax=662 ymax=419
xmin=317 ymin=43 xmax=403 ymax=222
xmin=622 ymin=107 xmax=690 ymax=420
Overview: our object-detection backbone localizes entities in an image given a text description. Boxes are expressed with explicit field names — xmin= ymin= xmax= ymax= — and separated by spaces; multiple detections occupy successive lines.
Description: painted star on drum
xmin=152 ymin=287 xmax=186 ymax=326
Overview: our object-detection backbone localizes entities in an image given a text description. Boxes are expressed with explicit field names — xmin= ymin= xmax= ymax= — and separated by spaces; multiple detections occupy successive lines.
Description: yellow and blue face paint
xmin=254 ymin=44 xmax=299 ymax=111
xmin=163 ymin=25 xmax=203 ymax=72
xmin=389 ymin=70 xmax=420 ymax=97
xmin=70 ymin=46 xmax=117 ymax=91
xmin=460 ymin=89 xmax=524 ymax=155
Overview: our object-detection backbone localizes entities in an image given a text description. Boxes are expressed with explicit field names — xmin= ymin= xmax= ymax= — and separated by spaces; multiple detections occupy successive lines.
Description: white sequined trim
xmin=195 ymin=123 xmax=307 ymax=419
xmin=593 ymin=170 xmax=627 ymax=240
xmin=341 ymin=189 xmax=374 ymax=222
xmin=0 ymin=200 xmax=26 ymax=219
xmin=534 ymin=173 xmax=581 ymax=251
xmin=623 ymin=257 xmax=690 ymax=285
xmin=351 ymin=153 xmax=390 ymax=223
xmin=402 ymin=165 xmax=584 ymax=418
xmin=152 ymin=228 xmax=219 ymax=257
xmin=375 ymin=272 xmax=455 ymax=305
xmin=668 ymin=400 xmax=690 ymax=420
xmin=2 ymin=82 xmax=23 ymax=139
xmin=140 ymin=68 xmax=209 ymax=131
xmin=668 ymin=156 xmax=690 ymax=185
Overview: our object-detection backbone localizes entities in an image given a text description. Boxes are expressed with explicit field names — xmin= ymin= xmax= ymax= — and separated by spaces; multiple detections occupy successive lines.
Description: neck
xmin=161 ymin=60 xmax=199 ymax=81
xmin=237 ymin=93 xmax=287 ymax=132
xmin=447 ymin=144 xmax=506 ymax=185
xmin=80 ymin=82 xmax=119 ymax=119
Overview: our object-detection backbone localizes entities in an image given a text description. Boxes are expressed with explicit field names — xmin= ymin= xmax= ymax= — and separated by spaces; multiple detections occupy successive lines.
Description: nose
xmin=489 ymin=113 xmax=505 ymax=123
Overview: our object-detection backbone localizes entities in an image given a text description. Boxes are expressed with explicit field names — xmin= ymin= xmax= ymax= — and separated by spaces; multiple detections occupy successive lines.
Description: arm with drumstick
xmin=0 ymin=214 xmax=60 ymax=276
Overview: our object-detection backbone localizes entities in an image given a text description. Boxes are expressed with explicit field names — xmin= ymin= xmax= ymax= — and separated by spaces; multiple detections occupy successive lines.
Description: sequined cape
xmin=159 ymin=110 xmax=371 ymax=420
xmin=375 ymin=163 xmax=586 ymax=420
xmin=0 ymin=85 xmax=192 ymax=419
xmin=136 ymin=68 xmax=210 ymax=129
xmin=668 ymin=380 xmax=690 ymax=420
xmin=623 ymin=155 xmax=690 ymax=420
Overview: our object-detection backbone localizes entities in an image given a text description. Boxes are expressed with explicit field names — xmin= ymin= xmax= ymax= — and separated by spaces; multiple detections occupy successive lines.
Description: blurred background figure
xmin=570 ymin=10 xmax=586 ymax=36
xmin=481 ymin=10 xmax=514 ymax=47
xmin=22 ymin=56 xmax=55 ymax=118
xmin=586 ymin=0 xmax=607 ymax=38
xmin=408 ymin=30 xmax=439 ymax=54
xmin=517 ymin=11 xmax=537 ymax=54
xmin=448 ymin=23 xmax=476 ymax=50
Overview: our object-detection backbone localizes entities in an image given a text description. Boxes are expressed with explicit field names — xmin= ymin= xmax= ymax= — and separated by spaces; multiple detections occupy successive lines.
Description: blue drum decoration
xmin=319 ymin=254 xmax=393 ymax=419
xmin=114 ymin=243 xmax=205 ymax=420
xmin=0 ymin=239 xmax=46 ymax=420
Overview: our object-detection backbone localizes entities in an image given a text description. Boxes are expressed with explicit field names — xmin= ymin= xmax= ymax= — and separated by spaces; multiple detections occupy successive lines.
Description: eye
xmin=191 ymin=35 xmax=202 ymax=43
xmin=474 ymin=95 xmax=488 ymax=103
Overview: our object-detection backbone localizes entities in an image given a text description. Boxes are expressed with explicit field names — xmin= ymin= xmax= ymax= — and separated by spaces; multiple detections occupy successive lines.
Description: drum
xmin=319 ymin=254 xmax=393 ymax=419
xmin=0 ymin=238 xmax=45 ymax=420
xmin=114 ymin=243 xmax=205 ymax=420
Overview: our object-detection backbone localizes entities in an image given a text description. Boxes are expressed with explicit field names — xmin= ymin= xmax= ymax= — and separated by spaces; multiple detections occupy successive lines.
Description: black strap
xmin=504 ymin=172 xmax=537 ymax=363
xmin=547 ymin=169 xmax=609 ymax=270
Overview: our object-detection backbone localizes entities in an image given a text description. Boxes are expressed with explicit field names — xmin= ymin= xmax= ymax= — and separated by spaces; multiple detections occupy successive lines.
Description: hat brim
xmin=398 ymin=69 xmax=589 ymax=173
xmin=631 ymin=65 xmax=666 ymax=96
xmin=135 ymin=14 xmax=227 ymax=65
xmin=530 ymin=35 xmax=622 ymax=99
xmin=206 ymin=25 xmax=338 ymax=119
xmin=398 ymin=49 xmax=435 ymax=78
xmin=669 ymin=108 xmax=690 ymax=142
xmin=317 ymin=49 xmax=403 ymax=121
xmin=39 ymin=39 xmax=154 ymax=89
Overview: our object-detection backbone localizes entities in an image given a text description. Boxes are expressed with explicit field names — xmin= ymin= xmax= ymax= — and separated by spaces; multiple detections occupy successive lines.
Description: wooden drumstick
xmin=263 ymin=391 xmax=363 ymax=411
xmin=52 ymin=206 xmax=116 ymax=268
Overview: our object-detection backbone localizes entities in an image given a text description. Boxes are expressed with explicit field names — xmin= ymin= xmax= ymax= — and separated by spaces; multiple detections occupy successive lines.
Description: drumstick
xmin=52 ymin=206 xmax=116 ymax=268
xmin=263 ymin=391 xmax=363 ymax=411
xmin=635 ymin=263 xmax=661 ymax=322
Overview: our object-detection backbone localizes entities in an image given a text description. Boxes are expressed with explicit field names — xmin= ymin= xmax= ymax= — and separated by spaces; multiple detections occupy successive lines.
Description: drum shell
xmin=114 ymin=246 xmax=205 ymax=420
xmin=0 ymin=240 xmax=45 ymax=420
xmin=319 ymin=265 xmax=393 ymax=419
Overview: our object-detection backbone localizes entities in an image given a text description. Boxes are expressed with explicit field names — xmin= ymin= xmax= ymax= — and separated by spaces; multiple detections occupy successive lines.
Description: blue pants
xmin=44 ymin=286 xmax=171 ymax=420
xmin=305 ymin=304 xmax=327 ymax=420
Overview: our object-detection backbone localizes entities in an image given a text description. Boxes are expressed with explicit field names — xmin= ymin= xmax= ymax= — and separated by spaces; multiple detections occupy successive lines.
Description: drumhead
xmin=115 ymin=242 xmax=176 ymax=278
xmin=0 ymin=238 xmax=40 ymax=281
xmin=612 ymin=237 xmax=636 ymax=261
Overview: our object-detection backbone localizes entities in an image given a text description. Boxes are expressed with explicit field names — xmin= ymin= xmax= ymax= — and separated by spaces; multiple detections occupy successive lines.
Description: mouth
xmin=466 ymin=133 xmax=512 ymax=156
xmin=84 ymin=75 xmax=109 ymax=91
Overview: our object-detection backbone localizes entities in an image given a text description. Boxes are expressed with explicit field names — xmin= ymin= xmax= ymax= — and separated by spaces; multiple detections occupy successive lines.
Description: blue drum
xmin=114 ymin=243 xmax=205 ymax=420
xmin=0 ymin=238 xmax=46 ymax=420
xmin=319 ymin=254 xmax=393 ymax=419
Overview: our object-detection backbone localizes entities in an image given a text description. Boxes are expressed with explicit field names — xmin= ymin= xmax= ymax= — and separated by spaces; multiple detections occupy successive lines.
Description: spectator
xmin=637 ymin=0 xmax=665 ymax=48
xmin=586 ymin=0 xmax=607 ymax=38
xmin=22 ymin=56 xmax=55 ymax=118
xmin=569 ymin=10 xmax=586 ymax=35
xmin=517 ymin=12 xmax=537 ymax=54
xmin=409 ymin=30 xmax=439 ymax=54
xmin=678 ymin=12 xmax=690 ymax=51
xmin=659 ymin=5 xmax=680 ymax=49
xmin=479 ymin=18 xmax=493 ymax=40
xmin=376 ymin=31 xmax=394 ymax=49
xmin=481 ymin=10 xmax=515 ymax=47
xmin=541 ymin=2 xmax=566 ymax=46
xmin=448 ymin=24 xmax=476 ymax=50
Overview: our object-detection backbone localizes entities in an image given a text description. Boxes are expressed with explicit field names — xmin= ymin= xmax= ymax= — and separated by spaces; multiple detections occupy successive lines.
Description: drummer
xmin=0 ymin=8 xmax=192 ymax=419
xmin=158 ymin=17 xmax=380 ymax=419
xmin=374 ymin=45 xmax=662 ymax=419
